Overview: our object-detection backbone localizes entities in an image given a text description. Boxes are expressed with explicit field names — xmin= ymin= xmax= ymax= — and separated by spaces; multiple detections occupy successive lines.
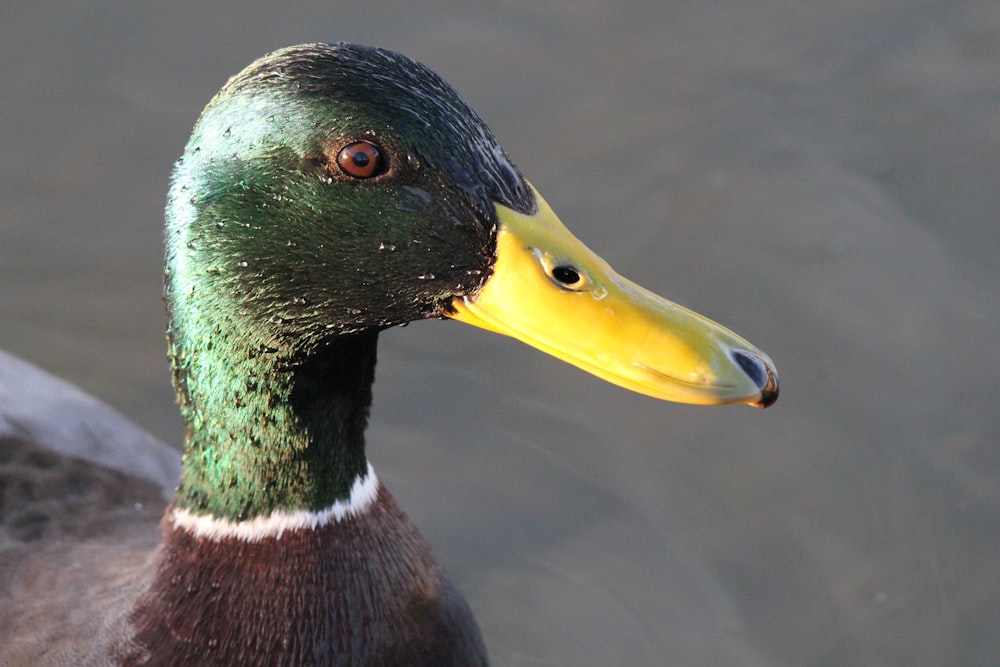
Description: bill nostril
xmin=551 ymin=265 xmax=581 ymax=286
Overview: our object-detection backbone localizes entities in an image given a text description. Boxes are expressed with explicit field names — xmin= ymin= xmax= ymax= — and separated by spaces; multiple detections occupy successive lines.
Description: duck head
xmin=167 ymin=42 xmax=776 ymax=415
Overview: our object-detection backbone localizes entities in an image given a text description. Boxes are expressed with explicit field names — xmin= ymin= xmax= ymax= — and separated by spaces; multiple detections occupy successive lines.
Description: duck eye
xmin=551 ymin=265 xmax=582 ymax=286
xmin=336 ymin=141 xmax=384 ymax=178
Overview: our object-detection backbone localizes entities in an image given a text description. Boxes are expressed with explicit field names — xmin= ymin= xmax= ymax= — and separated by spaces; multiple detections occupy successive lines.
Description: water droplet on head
xmin=236 ymin=260 xmax=248 ymax=268
xmin=418 ymin=272 xmax=435 ymax=280
xmin=207 ymin=638 xmax=219 ymax=649
xmin=379 ymin=242 xmax=396 ymax=252
xmin=401 ymin=185 xmax=433 ymax=206
xmin=292 ymin=297 xmax=307 ymax=305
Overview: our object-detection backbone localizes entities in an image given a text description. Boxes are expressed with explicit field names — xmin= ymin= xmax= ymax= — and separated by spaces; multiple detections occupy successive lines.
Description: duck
xmin=0 ymin=43 xmax=778 ymax=666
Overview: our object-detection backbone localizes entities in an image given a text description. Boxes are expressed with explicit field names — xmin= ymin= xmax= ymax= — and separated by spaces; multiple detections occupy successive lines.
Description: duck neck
xmin=168 ymin=328 xmax=378 ymax=522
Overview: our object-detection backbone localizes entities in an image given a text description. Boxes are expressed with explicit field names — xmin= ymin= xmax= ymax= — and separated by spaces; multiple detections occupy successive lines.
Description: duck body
xmin=1 ymin=43 xmax=776 ymax=665
xmin=0 ymin=435 xmax=163 ymax=665
xmin=0 ymin=350 xmax=168 ymax=664
xmin=127 ymin=487 xmax=484 ymax=666
xmin=2 ymin=436 xmax=481 ymax=667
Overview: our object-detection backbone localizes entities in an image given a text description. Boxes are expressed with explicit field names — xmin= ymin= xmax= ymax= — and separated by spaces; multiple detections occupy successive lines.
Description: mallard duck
xmin=0 ymin=43 xmax=777 ymax=665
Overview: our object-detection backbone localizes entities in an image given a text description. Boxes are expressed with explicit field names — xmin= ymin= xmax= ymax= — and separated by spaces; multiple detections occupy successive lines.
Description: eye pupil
xmin=552 ymin=266 xmax=581 ymax=285
xmin=336 ymin=141 xmax=383 ymax=178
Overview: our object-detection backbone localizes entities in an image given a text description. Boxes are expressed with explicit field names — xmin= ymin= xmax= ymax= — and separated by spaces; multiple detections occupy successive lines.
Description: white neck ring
xmin=169 ymin=462 xmax=380 ymax=542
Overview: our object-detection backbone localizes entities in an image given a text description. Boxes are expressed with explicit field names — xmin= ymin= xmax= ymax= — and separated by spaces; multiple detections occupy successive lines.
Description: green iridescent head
xmin=164 ymin=43 xmax=777 ymax=522
xmin=165 ymin=44 xmax=539 ymax=519
xmin=166 ymin=43 xmax=535 ymax=349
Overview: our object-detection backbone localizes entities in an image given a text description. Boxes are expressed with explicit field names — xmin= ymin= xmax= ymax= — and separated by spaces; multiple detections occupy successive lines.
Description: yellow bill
xmin=449 ymin=185 xmax=778 ymax=407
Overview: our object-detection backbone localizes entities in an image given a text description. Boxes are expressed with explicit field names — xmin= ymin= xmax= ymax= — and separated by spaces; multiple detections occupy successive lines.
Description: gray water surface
xmin=2 ymin=3 xmax=999 ymax=665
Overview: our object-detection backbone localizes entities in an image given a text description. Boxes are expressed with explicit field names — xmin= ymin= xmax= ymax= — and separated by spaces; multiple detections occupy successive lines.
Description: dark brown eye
xmin=336 ymin=141 xmax=384 ymax=178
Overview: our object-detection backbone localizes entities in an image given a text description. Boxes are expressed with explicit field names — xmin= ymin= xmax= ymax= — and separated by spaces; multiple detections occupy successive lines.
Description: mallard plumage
xmin=0 ymin=43 xmax=777 ymax=665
